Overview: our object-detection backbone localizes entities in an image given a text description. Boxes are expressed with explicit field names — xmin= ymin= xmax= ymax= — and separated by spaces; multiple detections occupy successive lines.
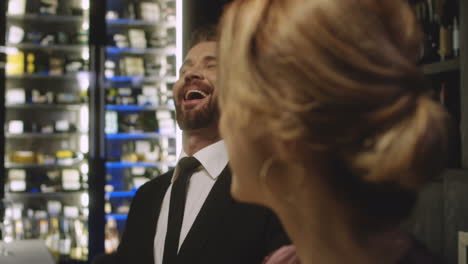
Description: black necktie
xmin=162 ymin=156 xmax=200 ymax=264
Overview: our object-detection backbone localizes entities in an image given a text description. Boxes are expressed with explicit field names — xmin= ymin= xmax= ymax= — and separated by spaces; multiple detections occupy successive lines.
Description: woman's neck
xmin=271 ymin=184 xmax=411 ymax=264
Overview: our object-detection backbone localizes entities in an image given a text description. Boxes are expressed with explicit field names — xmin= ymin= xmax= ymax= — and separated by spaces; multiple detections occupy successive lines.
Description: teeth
xmin=185 ymin=90 xmax=208 ymax=100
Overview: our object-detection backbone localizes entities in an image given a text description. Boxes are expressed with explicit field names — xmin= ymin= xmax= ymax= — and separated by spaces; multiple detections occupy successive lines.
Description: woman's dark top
xmin=263 ymin=234 xmax=443 ymax=264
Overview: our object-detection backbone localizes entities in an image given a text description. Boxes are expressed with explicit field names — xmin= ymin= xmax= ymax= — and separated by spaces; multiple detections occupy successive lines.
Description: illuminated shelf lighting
xmin=105 ymin=162 xmax=174 ymax=169
xmin=106 ymin=46 xmax=175 ymax=55
xmin=105 ymin=133 xmax=174 ymax=140
xmin=106 ymin=214 xmax=128 ymax=221
xmin=105 ymin=104 xmax=174 ymax=111
xmin=106 ymin=191 xmax=137 ymax=198
xmin=106 ymin=75 xmax=177 ymax=83
xmin=106 ymin=19 xmax=176 ymax=28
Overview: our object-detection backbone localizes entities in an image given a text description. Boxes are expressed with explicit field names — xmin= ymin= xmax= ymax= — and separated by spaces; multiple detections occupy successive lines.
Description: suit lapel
xmin=145 ymin=171 xmax=172 ymax=262
xmin=150 ymin=173 xmax=172 ymax=227
xmin=176 ymin=166 xmax=232 ymax=262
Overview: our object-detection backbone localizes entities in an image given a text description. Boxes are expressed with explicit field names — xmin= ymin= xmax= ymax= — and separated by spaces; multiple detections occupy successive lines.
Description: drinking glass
xmin=0 ymin=198 xmax=14 ymax=256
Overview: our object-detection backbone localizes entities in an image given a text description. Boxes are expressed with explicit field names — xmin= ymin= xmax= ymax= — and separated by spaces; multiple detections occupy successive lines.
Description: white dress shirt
xmin=154 ymin=140 xmax=229 ymax=264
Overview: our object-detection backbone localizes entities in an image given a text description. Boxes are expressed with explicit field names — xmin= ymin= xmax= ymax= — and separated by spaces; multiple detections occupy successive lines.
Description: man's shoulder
xmin=150 ymin=169 xmax=174 ymax=184
xmin=134 ymin=169 xmax=174 ymax=195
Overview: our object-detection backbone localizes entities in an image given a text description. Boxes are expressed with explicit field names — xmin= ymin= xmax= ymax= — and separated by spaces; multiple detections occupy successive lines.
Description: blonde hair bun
xmin=350 ymin=95 xmax=450 ymax=189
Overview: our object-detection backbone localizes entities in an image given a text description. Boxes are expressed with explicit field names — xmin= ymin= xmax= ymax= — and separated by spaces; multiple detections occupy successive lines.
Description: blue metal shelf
xmin=106 ymin=76 xmax=148 ymax=82
xmin=106 ymin=133 xmax=170 ymax=140
xmin=106 ymin=46 xmax=173 ymax=55
xmin=106 ymin=190 xmax=137 ymax=198
xmin=106 ymin=19 xmax=176 ymax=28
xmin=106 ymin=214 xmax=128 ymax=221
xmin=106 ymin=18 xmax=155 ymax=26
xmin=106 ymin=162 xmax=173 ymax=169
xmin=106 ymin=75 xmax=177 ymax=84
xmin=105 ymin=104 xmax=175 ymax=111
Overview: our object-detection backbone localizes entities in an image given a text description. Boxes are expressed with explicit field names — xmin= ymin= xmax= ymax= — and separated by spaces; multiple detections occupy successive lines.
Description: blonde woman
xmin=218 ymin=0 xmax=449 ymax=264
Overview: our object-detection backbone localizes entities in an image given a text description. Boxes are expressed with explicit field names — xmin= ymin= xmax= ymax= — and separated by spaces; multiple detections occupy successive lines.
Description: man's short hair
xmin=188 ymin=24 xmax=218 ymax=48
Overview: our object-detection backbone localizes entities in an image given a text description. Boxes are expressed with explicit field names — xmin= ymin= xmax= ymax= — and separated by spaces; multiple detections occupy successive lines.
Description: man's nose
xmin=184 ymin=68 xmax=204 ymax=82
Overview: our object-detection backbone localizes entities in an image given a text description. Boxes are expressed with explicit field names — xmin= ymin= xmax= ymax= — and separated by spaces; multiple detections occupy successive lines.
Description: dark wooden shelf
xmin=6 ymin=103 xmax=85 ymax=110
xmin=6 ymin=72 xmax=90 ymax=80
xmin=7 ymin=14 xmax=83 ymax=23
xmin=6 ymin=191 xmax=87 ymax=199
xmin=6 ymin=132 xmax=85 ymax=139
xmin=8 ymin=43 xmax=87 ymax=53
xmin=422 ymin=58 xmax=460 ymax=75
xmin=5 ymin=158 xmax=86 ymax=169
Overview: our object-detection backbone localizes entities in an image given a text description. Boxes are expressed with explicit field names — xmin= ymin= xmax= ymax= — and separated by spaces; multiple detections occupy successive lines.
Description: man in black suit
xmin=102 ymin=27 xmax=289 ymax=264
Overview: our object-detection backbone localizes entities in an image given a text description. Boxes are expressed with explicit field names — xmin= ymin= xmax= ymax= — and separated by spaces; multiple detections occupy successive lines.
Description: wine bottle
xmin=79 ymin=221 xmax=89 ymax=260
xmin=59 ymin=219 xmax=72 ymax=261
xmin=2 ymin=207 xmax=15 ymax=243
xmin=70 ymin=219 xmax=84 ymax=260
xmin=439 ymin=0 xmax=454 ymax=61
xmin=23 ymin=209 xmax=34 ymax=239
xmin=38 ymin=218 xmax=49 ymax=240
xmin=453 ymin=17 xmax=459 ymax=57
xmin=14 ymin=219 xmax=24 ymax=240
xmin=439 ymin=24 xmax=450 ymax=61
xmin=26 ymin=53 xmax=35 ymax=73
xmin=439 ymin=82 xmax=447 ymax=106
xmin=105 ymin=217 xmax=120 ymax=254
xmin=430 ymin=0 xmax=441 ymax=62
xmin=45 ymin=217 xmax=60 ymax=261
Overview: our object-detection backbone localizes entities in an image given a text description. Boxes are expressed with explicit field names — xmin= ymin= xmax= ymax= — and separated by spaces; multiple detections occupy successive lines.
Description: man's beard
xmin=175 ymin=99 xmax=219 ymax=130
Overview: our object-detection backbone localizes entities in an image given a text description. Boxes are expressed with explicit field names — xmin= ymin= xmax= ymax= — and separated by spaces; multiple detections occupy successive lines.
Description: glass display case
xmin=102 ymin=0 xmax=180 ymax=254
xmin=2 ymin=0 xmax=91 ymax=262
xmin=0 ymin=0 xmax=182 ymax=260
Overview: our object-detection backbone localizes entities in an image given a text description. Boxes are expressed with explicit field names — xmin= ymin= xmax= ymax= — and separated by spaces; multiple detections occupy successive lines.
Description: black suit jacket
xmin=107 ymin=166 xmax=289 ymax=264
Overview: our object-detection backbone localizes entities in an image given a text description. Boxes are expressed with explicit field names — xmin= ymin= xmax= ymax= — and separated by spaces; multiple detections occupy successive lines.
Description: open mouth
xmin=184 ymin=90 xmax=209 ymax=101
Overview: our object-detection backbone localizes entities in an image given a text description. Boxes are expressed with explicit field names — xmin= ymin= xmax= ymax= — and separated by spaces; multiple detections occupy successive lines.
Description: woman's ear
xmin=272 ymin=136 xmax=334 ymax=185
xmin=273 ymin=137 xmax=307 ymax=164
xmin=266 ymin=138 xmax=307 ymax=192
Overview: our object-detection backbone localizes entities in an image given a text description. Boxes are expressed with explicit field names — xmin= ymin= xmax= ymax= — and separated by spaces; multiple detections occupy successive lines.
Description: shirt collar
xmin=172 ymin=140 xmax=228 ymax=183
